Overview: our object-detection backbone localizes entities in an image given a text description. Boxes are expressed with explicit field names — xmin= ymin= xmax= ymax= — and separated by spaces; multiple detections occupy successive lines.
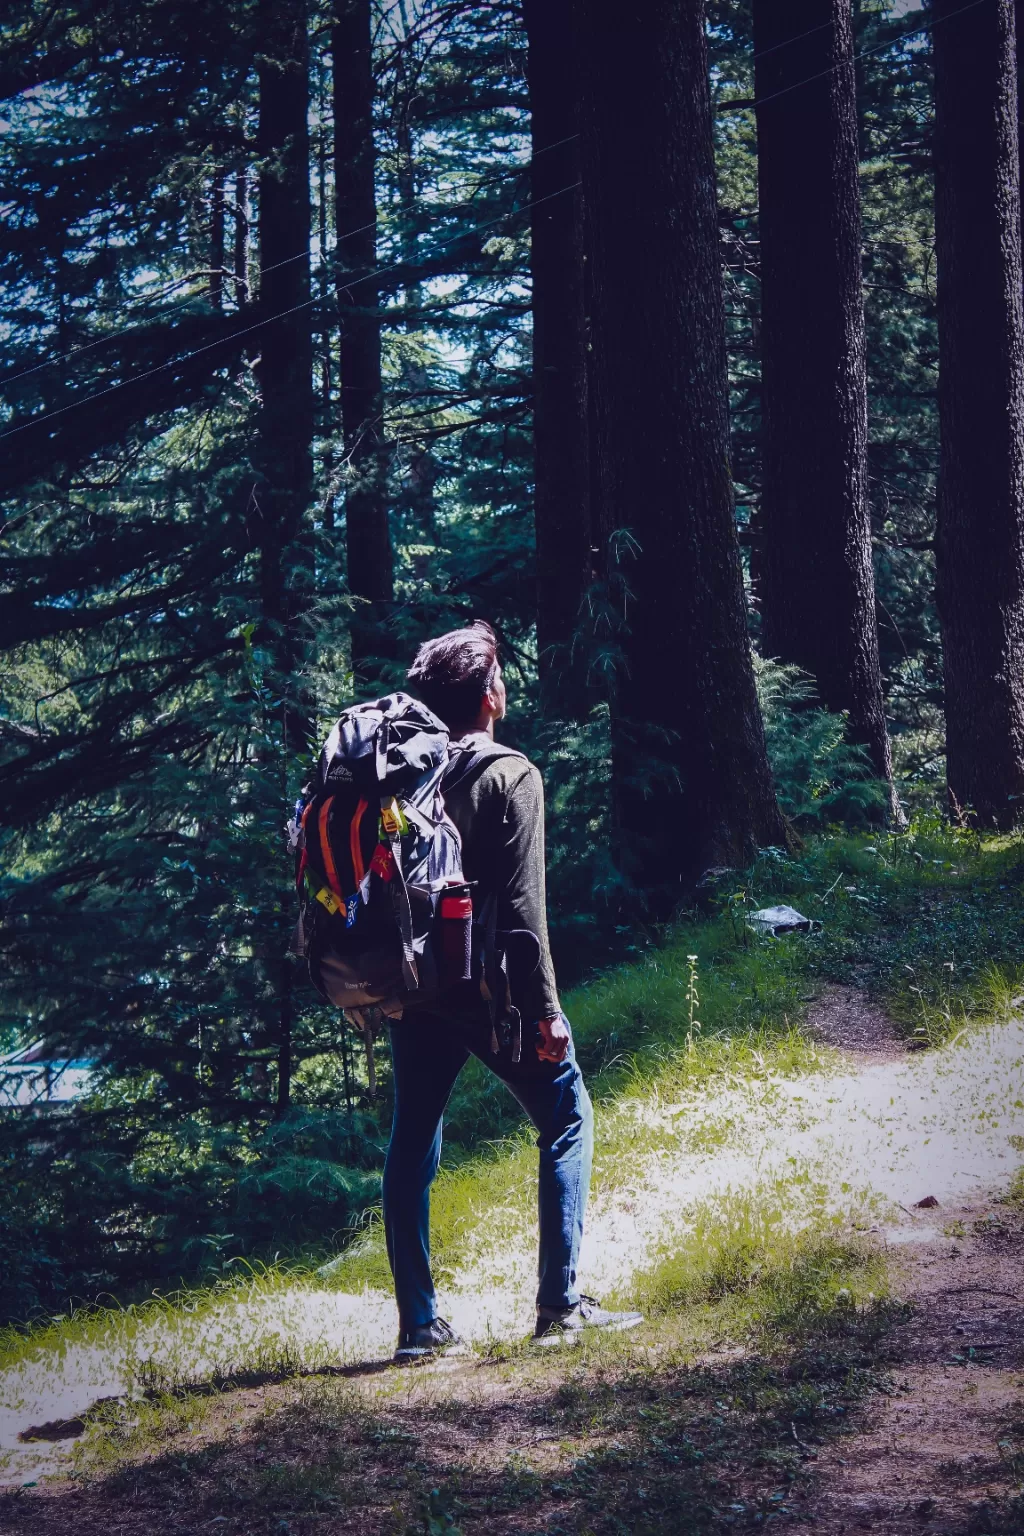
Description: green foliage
xmin=626 ymin=1199 xmax=888 ymax=1344
xmin=0 ymin=0 xmax=538 ymax=1326
xmin=754 ymin=656 xmax=889 ymax=827
xmin=0 ymin=0 xmax=995 ymax=1332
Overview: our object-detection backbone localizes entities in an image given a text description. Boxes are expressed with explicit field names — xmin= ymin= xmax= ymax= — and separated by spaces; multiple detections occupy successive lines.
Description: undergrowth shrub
xmin=754 ymin=655 xmax=889 ymax=827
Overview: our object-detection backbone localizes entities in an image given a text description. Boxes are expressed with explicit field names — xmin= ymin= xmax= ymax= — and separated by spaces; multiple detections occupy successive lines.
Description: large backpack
xmin=289 ymin=693 xmax=536 ymax=1072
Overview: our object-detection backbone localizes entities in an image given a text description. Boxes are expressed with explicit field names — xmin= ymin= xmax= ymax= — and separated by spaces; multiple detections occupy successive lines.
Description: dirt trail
xmin=806 ymin=982 xmax=909 ymax=1061
xmin=808 ymin=1201 xmax=1024 ymax=1534
xmin=2 ymin=990 xmax=1023 ymax=1533
xmin=4 ymin=1199 xmax=1022 ymax=1536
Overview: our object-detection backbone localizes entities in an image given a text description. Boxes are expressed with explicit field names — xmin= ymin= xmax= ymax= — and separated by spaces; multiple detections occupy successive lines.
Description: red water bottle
xmin=439 ymin=883 xmax=473 ymax=984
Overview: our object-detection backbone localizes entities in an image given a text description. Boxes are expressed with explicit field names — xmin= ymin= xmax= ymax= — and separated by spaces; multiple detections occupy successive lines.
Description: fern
xmin=754 ymin=655 xmax=888 ymax=827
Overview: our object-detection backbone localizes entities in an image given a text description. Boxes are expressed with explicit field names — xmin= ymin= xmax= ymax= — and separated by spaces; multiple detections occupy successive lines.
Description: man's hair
xmin=407 ymin=620 xmax=499 ymax=727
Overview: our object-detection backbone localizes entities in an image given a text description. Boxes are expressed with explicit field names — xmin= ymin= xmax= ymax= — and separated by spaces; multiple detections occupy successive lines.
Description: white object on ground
xmin=747 ymin=905 xmax=813 ymax=934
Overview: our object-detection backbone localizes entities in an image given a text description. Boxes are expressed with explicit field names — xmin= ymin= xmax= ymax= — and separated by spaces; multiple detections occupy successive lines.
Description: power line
xmin=2 ymin=135 xmax=569 ymax=392
xmin=752 ymin=0 xmax=991 ymax=110
xmin=752 ymin=17 xmax=836 ymax=62
xmin=0 ymin=0 xmax=988 ymax=428
xmin=0 ymin=179 xmax=581 ymax=445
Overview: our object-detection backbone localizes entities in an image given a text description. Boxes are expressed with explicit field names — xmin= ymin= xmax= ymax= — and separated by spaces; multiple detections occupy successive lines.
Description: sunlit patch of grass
xmin=619 ymin=1181 xmax=891 ymax=1351
xmin=7 ymin=822 xmax=1022 ymax=1420
xmin=0 ymin=1260 xmax=340 ymax=1400
xmin=997 ymin=1163 xmax=1024 ymax=1210
xmin=325 ymin=1025 xmax=836 ymax=1294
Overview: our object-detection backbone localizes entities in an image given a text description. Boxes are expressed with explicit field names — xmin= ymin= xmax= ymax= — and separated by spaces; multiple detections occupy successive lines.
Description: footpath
xmin=1 ymin=991 xmax=1022 ymax=1533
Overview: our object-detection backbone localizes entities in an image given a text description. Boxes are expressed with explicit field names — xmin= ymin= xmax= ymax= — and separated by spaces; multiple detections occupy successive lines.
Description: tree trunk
xmin=524 ymin=0 xmax=592 ymax=718
xmin=317 ymin=64 xmax=334 ymax=529
xmin=578 ymin=0 xmax=788 ymax=903
xmin=933 ymin=0 xmax=1024 ymax=826
xmin=256 ymin=0 xmax=312 ymax=1119
xmin=753 ymin=0 xmax=895 ymax=809
xmin=233 ymin=167 xmax=249 ymax=305
xmin=209 ymin=170 xmax=225 ymax=309
xmin=256 ymin=0 xmax=314 ymax=751
xmin=333 ymin=0 xmax=392 ymax=685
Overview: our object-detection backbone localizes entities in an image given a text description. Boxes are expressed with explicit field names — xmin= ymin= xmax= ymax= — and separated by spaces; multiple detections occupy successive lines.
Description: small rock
xmin=914 ymin=1195 xmax=940 ymax=1209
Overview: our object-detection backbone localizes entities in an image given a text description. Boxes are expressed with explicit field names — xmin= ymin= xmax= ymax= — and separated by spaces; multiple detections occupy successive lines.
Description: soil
xmin=4 ymin=1207 xmax=1020 ymax=1535
xmin=804 ymin=1205 xmax=1024 ymax=1534
xmin=806 ymin=983 xmax=908 ymax=1060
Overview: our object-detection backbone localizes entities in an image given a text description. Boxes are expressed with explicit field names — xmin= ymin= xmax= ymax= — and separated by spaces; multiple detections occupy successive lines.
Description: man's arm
xmin=497 ymin=764 xmax=563 ymax=1051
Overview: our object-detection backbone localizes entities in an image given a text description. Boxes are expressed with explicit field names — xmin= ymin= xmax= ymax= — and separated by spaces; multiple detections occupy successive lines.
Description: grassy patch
xmin=6 ymin=820 xmax=1023 ymax=1399
xmin=764 ymin=822 xmax=1024 ymax=1045
xmin=622 ymin=1190 xmax=890 ymax=1349
xmin=21 ymin=1285 xmax=902 ymax=1536
xmin=0 ymin=1262 xmax=342 ymax=1402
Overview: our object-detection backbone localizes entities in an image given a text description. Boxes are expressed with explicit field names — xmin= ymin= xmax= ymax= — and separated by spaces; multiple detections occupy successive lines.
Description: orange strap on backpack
xmin=318 ymin=797 xmax=344 ymax=901
xmin=349 ymin=798 xmax=369 ymax=887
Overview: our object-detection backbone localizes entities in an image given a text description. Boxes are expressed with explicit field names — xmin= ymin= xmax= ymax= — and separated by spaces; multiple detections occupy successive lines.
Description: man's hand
xmin=536 ymin=1013 xmax=570 ymax=1064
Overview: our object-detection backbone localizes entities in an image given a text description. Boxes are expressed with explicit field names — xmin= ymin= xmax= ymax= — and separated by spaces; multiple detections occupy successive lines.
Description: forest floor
xmin=2 ymin=984 xmax=1023 ymax=1535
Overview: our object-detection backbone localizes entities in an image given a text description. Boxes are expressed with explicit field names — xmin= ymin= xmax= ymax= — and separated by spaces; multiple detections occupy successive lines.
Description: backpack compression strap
xmin=382 ymin=809 xmax=419 ymax=992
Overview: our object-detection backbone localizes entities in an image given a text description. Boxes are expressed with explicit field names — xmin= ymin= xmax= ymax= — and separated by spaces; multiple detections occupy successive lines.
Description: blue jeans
xmin=383 ymin=1010 xmax=594 ymax=1328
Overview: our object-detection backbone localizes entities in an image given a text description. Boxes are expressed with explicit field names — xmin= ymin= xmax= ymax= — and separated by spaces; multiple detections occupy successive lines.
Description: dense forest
xmin=2 ymin=0 xmax=1022 ymax=1326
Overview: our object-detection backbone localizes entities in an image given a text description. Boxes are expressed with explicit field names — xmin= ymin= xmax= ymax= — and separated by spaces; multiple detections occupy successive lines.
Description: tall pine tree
xmin=753 ymin=0 xmax=895 ymax=812
xmin=524 ymin=0 xmax=591 ymax=717
xmin=578 ymin=0 xmax=788 ymax=903
xmin=256 ymin=0 xmax=314 ymax=751
xmin=933 ymin=0 xmax=1024 ymax=825
xmin=333 ymin=0 xmax=393 ymax=683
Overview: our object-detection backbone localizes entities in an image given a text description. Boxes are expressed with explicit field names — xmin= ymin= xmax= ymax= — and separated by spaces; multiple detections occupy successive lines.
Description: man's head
xmin=407 ymin=619 xmax=507 ymax=736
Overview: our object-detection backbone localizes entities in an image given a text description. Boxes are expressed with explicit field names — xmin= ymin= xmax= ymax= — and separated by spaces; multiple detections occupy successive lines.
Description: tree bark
xmin=333 ymin=0 xmax=392 ymax=685
xmin=524 ymin=0 xmax=592 ymax=718
xmin=933 ymin=0 xmax=1024 ymax=826
xmin=256 ymin=0 xmax=314 ymax=752
xmin=233 ymin=167 xmax=249 ymax=305
xmin=578 ymin=0 xmax=788 ymax=903
xmin=753 ymin=0 xmax=894 ymax=810
xmin=209 ymin=170 xmax=225 ymax=309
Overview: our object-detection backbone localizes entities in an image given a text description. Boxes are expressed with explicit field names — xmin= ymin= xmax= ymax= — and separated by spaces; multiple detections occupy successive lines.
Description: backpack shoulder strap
xmin=441 ymin=737 xmax=526 ymax=799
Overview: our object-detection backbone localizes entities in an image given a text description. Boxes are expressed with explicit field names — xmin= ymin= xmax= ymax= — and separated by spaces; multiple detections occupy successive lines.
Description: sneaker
xmin=532 ymin=1294 xmax=644 ymax=1347
xmin=393 ymin=1317 xmax=467 ymax=1362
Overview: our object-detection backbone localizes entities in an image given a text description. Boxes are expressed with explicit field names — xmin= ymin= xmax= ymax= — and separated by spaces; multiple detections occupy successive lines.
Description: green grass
xmin=329 ymin=819 xmax=1024 ymax=1294
xmin=774 ymin=821 xmax=1024 ymax=1044
xmin=0 ymin=1260 xmax=340 ymax=1398
xmin=619 ymin=1182 xmax=890 ymax=1345
xmin=5 ymin=820 xmax=1023 ymax=1398
xmin=320 ymin=1025 xmax=833 ymax=1297
xmin=38 ymin=1250 xmax=906 ymax=1534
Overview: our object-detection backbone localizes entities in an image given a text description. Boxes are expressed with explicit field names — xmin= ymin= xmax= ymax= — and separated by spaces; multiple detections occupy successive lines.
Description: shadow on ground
xmin=2 ymin=1207 xmax=1023 ymax=1536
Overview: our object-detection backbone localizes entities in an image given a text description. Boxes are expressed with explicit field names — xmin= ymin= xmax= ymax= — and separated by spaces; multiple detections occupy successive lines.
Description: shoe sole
xmin=531 ymin=1315 xmax=644 ymax=1348
xmin=393 ymin=1343 xmax=469 ymax=1363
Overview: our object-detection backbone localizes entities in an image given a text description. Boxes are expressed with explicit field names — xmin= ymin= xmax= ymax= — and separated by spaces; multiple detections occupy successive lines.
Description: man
xmin=385 ymin=619 xmax=642 ymax=1360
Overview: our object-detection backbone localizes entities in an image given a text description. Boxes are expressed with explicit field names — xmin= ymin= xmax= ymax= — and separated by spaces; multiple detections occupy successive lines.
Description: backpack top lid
xmin=319 ymin=691 xmax=449 ymax=796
